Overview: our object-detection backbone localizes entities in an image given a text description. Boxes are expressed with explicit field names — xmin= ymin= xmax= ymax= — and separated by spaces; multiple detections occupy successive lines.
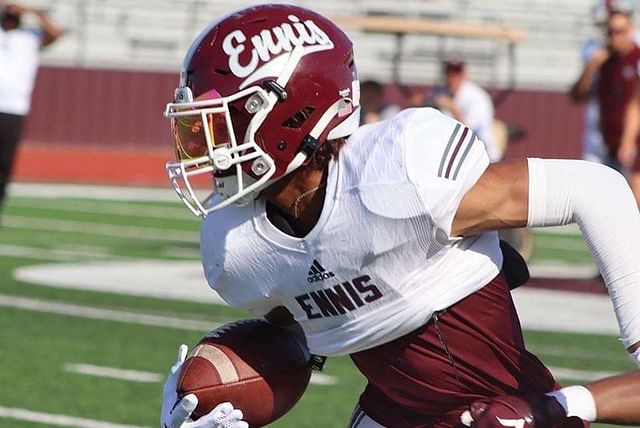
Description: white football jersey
xmin=200 ymin=108 xmax=502 ymax=356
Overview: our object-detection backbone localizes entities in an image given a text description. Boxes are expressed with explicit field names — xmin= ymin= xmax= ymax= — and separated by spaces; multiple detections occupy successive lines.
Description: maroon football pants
xmin=350 ymin=273 xmax=578 ymax=428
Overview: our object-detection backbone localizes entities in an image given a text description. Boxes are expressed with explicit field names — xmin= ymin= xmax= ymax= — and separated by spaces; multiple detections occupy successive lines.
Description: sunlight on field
xmin=0 ymin=190 xmax=635 ymax=428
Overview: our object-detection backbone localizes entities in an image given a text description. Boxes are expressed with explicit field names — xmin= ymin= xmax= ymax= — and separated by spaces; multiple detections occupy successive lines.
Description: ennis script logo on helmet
xmin=222 ymin=15 xmax=333 ymax=80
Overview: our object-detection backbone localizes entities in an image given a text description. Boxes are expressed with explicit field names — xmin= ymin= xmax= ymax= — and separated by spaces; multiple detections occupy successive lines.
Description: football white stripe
xmin=192 ymin=344 xmax=240 ymax=384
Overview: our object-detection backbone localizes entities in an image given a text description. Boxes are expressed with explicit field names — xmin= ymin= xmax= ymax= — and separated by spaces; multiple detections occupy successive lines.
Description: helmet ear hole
xmin=282 ymin=106 xmax=316 ymax=129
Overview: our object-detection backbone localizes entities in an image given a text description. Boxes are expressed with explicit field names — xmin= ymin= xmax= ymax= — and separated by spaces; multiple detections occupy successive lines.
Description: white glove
xmin=161 ymin=344 xmax=249 ymax=428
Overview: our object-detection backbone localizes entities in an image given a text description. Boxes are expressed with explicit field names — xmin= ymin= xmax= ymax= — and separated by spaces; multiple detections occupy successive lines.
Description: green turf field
xmin=0 ymin=189 xmax=636 ymax=428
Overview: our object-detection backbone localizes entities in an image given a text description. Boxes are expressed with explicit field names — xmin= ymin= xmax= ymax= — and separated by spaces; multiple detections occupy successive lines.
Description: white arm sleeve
xmin=527 ymin=158 xmax=640 ymax=349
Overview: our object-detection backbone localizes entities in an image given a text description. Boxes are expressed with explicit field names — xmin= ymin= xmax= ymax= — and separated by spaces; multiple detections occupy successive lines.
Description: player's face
xmin=607 ymin=14 xmax=634 ymax=52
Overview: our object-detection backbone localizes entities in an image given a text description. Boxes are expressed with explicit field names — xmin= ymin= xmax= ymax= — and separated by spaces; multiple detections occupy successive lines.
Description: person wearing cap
xmin=570 ymin=3 xmax=640 ymax=176
xmin=431 ymin=58 xmax=501 ymax=163
xmin=0 ymin=3 xmax=61 ymax=213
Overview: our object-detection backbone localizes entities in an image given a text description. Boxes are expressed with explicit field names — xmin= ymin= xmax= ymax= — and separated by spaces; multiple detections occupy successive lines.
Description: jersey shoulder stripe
xmin=437 ymin=124 xmax=478 ymax=180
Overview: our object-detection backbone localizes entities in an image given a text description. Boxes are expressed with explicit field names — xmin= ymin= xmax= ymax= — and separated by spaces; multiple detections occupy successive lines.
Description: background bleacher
xmin=16 ymin=0 xmax=623 ymax=91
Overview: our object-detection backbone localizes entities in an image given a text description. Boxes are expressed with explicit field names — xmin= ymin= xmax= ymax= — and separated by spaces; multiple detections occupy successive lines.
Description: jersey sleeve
xmin=402 ymin=108 xmax=490 ymax=242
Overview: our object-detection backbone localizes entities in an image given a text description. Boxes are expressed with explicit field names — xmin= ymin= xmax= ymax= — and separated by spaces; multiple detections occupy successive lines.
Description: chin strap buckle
xmin=299 ymin=135 xmax=320 ymax=157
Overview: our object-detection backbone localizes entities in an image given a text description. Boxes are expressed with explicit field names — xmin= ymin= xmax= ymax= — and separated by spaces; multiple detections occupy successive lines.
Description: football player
xmin=160 ymin=5 xmax=640 ymax=428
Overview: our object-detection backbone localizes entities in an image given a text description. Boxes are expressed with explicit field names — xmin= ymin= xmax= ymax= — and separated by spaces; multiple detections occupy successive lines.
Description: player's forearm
xmin=545 ymin=373 xmax=640 ymax=425
xmin=588 ymin=371 xmax=640 ymax=424
xmin=527 ymin=159 xmax=640 ymax=351
xmin=569 ymin=66 xmax=599 ymax=101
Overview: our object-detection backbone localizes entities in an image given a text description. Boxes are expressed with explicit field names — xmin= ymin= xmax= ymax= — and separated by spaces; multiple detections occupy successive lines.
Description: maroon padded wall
xmin=24 ymin=66 xmax=177 ymax=147
xmin=23 ymin=66 xmax=585 ymax=159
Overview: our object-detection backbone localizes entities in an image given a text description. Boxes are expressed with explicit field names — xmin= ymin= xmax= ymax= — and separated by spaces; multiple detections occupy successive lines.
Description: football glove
xmin=459 ymin=394 xmax=585 ymax=428
xmin=161 ymin=344 xmax=248 ymax=428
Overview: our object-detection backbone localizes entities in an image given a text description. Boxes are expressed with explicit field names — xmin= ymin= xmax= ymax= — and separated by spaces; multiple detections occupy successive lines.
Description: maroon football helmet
xmin=165 ymin=4 xmax=360 ymax=216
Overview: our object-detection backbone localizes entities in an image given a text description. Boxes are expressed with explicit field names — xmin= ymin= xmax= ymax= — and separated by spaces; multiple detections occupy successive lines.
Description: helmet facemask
xmin=165 ymin=86 xmax=278 ymax=216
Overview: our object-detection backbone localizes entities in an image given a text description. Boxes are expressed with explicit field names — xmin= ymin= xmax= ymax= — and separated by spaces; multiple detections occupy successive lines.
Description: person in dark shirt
xmin=570 ymin=8 xmax=640 ymax=174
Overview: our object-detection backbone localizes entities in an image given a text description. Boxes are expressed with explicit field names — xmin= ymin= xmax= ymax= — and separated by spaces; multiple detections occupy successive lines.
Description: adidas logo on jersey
xmin=307 ymin=259 xmax=335 ymax=283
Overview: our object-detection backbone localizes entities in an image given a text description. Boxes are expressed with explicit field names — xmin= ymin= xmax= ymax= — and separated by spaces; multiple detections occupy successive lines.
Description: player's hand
xmin=459 ymin=394 xmax=580 ymax=428
xmin=161 ymin=344 xmax=248 ymax=428
xmin=588 ymin=48 xmax=610 ymax=69
xmin=169 ymin=397 xmax=248 ymax=428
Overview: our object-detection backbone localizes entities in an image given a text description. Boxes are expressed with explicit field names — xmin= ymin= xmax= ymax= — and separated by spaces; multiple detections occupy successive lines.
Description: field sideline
xmin=1 ymin=183 xmax=636 ymax=428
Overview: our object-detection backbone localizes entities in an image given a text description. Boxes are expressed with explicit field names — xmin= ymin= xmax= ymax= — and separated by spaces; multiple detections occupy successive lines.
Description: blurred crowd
xmin=359 ymin=0 xmax=640 ymax=209
xmin=2 ymin=0 xmax=640 ymax=213
xmin=569 ymin=0 xmax=640 ymax=205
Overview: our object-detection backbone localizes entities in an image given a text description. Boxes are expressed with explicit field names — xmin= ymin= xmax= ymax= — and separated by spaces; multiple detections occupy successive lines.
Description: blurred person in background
xmin=576 ymin=0 xmax=640 ymax=163
xmin=570 ymin=3 xmax=640 ymax=175
xmin=430 ymin=57 xmax=533 ymax=259
xmin=0 ymin=3 xmax=60 ymax=213
xmin=359 ymin=79 xmax=400 ymax=125
xmin=430 ymin=57 xmax=502 ymax=163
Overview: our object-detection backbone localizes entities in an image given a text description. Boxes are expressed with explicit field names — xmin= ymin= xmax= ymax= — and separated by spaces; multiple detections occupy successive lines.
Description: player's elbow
xmin=585 ymin=161 xmax=628 ymax=187
xmin=572 ymin=161 xmax=633 ymax=214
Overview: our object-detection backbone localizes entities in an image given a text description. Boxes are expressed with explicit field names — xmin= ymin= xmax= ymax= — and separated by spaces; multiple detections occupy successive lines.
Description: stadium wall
xmin=23 ymin=66 xmax=583 ymax=159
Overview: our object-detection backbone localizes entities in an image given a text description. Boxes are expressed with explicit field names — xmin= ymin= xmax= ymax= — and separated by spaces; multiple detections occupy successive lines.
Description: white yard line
xmin=529 ymin=345 xmax=625 ymax=361
xmin=549 ymin=367 xmax=621 ymax=382
xmin=9 ymin=199 xmax=198 ymax=221
xmin=528 ymin=261 xmax=597 ymax=279
xmin=310 ymin=373 xmax=338 ymax=386
xmin=14 ymin=261 xmax=222 ymax=303
xmin=2 ymin=216 xmax=199 ymax=243
xmin=0 ymin=406 xmax=147 ymax=428
xmin=512 ymin=288 xmax=619 ymax=335
xmin=0 ymin=244 xmax=122 ymax=262
xmin=63 ymin=363 xmax=337 ymax=387
xmin=531 ymin=235 xmax=590 ymax=252
xmin=0 ymin=295 xmax=218 ymax=332
xmin=532 ymin=224 xmax=581 ymax=235
xmin=9 ymin=182 xmax=178 ymax=202
xmin=64 ymin=363 xmax=163 ymax=383
xmin=0 ymin=244 xmax=99 ymax=262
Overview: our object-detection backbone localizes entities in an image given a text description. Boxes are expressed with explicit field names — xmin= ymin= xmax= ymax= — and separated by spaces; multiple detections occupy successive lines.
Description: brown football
xmin=177 ymin=319 xmax=312 ymax=427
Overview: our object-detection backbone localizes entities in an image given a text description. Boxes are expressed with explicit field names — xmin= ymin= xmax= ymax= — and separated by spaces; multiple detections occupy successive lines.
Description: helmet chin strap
xmin=223 ymin=47 xmax=355 ymax=204
xmin=285 ymin=98 xmax=344 ymax=174
xmin=215 ymin=99 xmax=352 ymax=209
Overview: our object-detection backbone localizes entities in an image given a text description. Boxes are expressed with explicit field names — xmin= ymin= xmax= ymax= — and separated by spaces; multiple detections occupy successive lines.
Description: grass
xmin=0 ymin=190 xmax=635 ymax=427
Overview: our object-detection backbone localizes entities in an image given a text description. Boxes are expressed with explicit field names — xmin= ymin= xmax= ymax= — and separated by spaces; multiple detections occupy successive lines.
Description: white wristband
xmin=546 ymin=385 xmax=597 ymax=422
xmin=630 ymin=348 xmax=640 ymax=368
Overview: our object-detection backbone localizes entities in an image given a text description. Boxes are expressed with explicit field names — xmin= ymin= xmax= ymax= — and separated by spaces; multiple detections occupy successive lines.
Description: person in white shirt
xmin=158 ymin=5 xmax=640 ymax=428
xmin=432 ymin=57 xmax=501 ymax=162
xmin=0 ymin=3 xmax=60 ymax=211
